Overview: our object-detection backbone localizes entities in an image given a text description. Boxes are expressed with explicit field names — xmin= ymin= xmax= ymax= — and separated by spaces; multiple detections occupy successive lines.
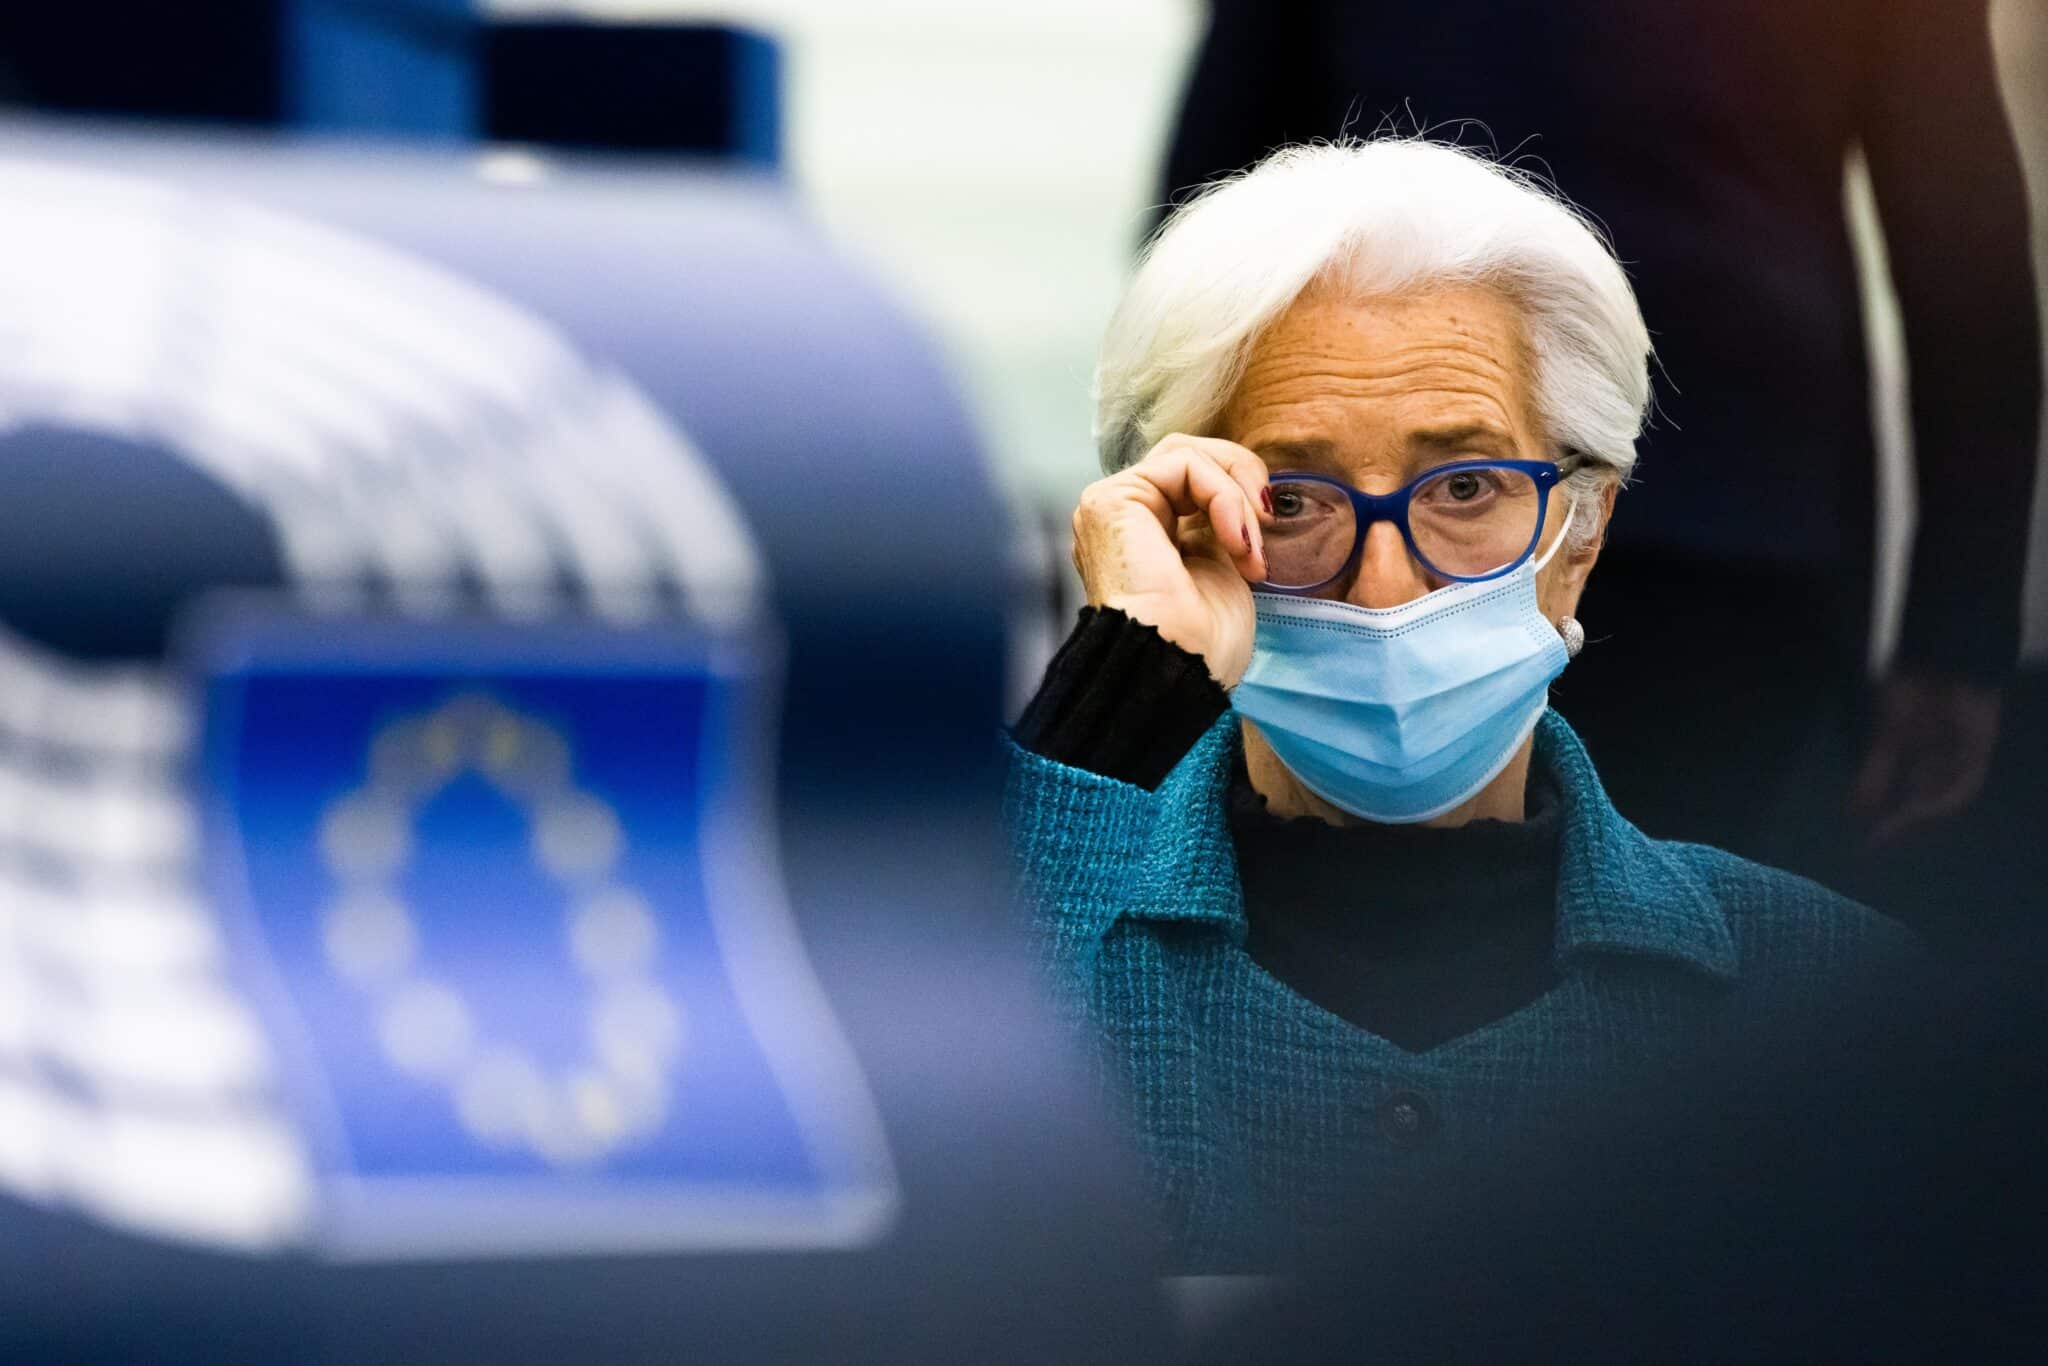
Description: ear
xmin=1540 ymin=480 xmax=1618 ymax=623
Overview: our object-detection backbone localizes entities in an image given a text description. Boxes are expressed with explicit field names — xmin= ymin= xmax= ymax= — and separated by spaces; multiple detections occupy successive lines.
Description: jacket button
xmin=1378 ymin=1089 xmax=1436 ymax=1149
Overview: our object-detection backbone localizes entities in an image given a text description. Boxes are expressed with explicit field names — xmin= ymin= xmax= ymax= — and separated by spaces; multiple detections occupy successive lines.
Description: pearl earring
xmin=1558 ymin=616 xmax=1585 ymax=658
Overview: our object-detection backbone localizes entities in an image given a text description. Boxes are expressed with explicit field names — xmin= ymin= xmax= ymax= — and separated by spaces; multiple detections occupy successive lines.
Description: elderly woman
xmin=1005 ymin=139 xmax=1913 ymax=1268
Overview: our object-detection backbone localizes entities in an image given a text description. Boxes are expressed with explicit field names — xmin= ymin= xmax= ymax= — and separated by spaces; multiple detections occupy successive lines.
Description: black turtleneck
xmin=1014 ymin=606 xmax=1560 ymax=1052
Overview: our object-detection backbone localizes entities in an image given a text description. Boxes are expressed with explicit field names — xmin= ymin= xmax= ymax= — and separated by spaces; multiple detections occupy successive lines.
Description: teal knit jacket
xmin=1004 ymin=709 xmax=1915 ymax=1270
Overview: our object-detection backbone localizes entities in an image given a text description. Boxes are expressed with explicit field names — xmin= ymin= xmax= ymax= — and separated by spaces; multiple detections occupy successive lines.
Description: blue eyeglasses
xmin=1261 ymin=459 xmax=1565 ymax=592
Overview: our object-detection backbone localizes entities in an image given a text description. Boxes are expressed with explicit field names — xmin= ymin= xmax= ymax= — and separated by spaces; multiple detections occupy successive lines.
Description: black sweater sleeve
xmin=1011 ymin=607 xmax=1230 ymax=790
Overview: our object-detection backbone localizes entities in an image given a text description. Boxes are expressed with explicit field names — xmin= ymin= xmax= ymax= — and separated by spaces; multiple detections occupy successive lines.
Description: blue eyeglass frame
xmin=1262 ymin=459 xmax=1565 ymax=593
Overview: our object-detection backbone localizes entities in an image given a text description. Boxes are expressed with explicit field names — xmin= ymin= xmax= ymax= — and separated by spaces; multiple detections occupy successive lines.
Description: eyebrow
xmin=1250 ymin=438 xmax=1341 ymax=472
xmin=1252 ymin=426 xmax=1521 ymax=474
xmin=1407 ymin=423 xmax=1518 ymax=456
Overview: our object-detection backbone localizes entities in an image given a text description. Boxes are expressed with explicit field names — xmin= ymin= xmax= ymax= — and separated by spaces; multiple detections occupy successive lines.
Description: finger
xmin=1188 ymin=448 xmax=1267 ymax=575
xmin=1181 ymin=443 xmax=1272 ymax=582
xmin=1135 ymin=442 xmax=1264 ymax=572
xmin=1174 ymin=513 xmax=1250 ymax=573
xmin=1175 ymin=435 xmax=1275 ymax=527
xmin=1136 ymin=436 xmax=1271 ymax=519
xmin=1179 ymin=516 xmax=1271 ymax=589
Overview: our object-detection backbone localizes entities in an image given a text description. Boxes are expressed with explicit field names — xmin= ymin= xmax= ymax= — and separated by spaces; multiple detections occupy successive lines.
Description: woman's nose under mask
xmin=1231 ymin=501 xmax=1576 ymax=824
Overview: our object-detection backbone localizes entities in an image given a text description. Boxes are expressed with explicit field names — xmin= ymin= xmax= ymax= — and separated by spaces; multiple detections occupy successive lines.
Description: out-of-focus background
xmin=5 ymin=2 xmax=2046 ymax=653
xmin=472 ymin=0 xmax=2048 ymax=669
xmin=527 ymin=0 xmax=2048 ymax=669
xmin=0 ymin=3 xmax=2043 ymax=1361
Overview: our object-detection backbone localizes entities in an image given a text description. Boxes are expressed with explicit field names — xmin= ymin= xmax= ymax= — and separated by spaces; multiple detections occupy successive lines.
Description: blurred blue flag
xmin=196 ymin=614 xmax=897 ymax=1258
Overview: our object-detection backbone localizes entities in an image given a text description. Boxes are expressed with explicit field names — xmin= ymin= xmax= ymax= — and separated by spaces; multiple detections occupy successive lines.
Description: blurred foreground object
xmin=0 ymin=2 xmax=777 ymax=159
xmin=0 ymin=120 xmax=1165 ymax=1363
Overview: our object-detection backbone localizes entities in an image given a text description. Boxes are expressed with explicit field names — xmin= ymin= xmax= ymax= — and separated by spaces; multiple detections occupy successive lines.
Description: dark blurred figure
xmin=1162 ymin=1 xmax=2042 ymax=938
xmin=1192 ymin=945 xmax=2048 ymax=1363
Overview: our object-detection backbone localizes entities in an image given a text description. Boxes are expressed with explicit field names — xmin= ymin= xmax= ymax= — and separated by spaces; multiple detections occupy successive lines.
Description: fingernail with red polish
xmin=1259 ymin=488 xmax=1274 ymax=516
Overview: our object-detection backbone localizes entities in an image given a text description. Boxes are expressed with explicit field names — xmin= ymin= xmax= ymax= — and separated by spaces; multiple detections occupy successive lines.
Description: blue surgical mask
xmin=1231 ymin=505 xmax=1576 ymax=824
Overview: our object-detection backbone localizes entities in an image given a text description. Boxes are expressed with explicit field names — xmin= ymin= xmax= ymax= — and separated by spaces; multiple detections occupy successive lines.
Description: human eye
xmin=1420 ymin=465 xmax=1506 ymax=507
xmin=1267 ymin=480 xmax=1344 ymax=523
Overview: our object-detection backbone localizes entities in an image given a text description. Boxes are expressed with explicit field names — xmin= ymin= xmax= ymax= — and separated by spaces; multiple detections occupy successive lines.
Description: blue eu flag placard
xmin=195 ymin=615 xmax=897 ymax=1259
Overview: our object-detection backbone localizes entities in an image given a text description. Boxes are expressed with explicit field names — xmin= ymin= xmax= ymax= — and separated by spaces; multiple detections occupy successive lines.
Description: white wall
xmin=491 ymin=0 xmax=1202 ymax=514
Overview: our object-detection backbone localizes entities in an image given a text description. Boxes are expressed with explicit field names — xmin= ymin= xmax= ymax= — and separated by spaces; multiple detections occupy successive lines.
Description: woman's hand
xmin=1071 ymin=434 xmax=1271 ymax=688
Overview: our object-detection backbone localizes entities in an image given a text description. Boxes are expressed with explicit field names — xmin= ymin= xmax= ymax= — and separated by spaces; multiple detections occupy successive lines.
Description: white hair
xmin=1094 ymin=139 xmax=1652 ymax=542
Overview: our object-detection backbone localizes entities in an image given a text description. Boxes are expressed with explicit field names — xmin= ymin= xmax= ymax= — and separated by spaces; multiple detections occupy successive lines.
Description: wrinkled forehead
xmin=1217 ymin=284 xmax=1541 ymax=485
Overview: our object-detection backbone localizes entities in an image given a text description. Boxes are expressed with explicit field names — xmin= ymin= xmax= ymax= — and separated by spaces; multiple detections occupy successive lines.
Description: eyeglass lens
xmin=1262 ymin=467 xmax=1546 ymax=588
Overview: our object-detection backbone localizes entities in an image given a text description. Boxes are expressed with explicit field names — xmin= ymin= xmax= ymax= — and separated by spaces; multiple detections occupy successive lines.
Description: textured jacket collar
xmin=1127 ymin=710 xmax=1740 ymax=984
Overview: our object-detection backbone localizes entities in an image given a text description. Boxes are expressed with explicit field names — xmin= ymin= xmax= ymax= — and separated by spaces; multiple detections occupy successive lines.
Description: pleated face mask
xmin=1231 ymin=502 xmax=1575 ymax=824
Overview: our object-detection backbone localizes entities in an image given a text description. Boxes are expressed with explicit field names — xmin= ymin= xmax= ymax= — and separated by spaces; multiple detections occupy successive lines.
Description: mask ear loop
xmin=1533 ymin=494 xmax=1585 ymax=657
xmin=1531 ymin=494 xmax=1578 ymax=574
